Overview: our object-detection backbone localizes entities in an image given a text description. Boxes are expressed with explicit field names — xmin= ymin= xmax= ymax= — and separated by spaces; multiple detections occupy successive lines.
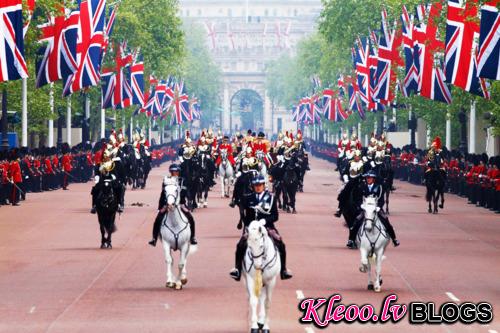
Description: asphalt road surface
xmin=0 ymin=157 xmax=498 ymax=333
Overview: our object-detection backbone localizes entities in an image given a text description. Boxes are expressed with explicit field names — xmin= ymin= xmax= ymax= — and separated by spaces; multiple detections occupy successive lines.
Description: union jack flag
xmin=374 ymin=8 xmax=403 ymax=103
xmin=0 ymin=0 xmax=28 ymax=82
xmin=401 ymin=5 xmax=419 ymax=96
xmin=323 ymin=89 xmax=348 ymax=122
xmin=112 ymin=42 xmax=133 ymax=109
xmin=414 ymin=2 xmax=452 ymax=104
xmin=205 ymin=21 xmax=216 ymax=49
xmin=346 ymin=75 xmax=365 ymax=120
xmin=190 ymin=97 xmax=201 ymax=120
xmin=478 ymin=1 xmax=499 ymax=80
xmin=171 ymin=81 xmax=191 ymax=125
xmin=100 ymin=68 xmax=114 ymax=109
xmin=63 ymin=0 xmax=106 ymax=96
xmin=353 ymin=38 xmax=375 ymax=110
xmin=445 ymin=0 xmax=490 ymax=98
xmin=130 ymin=54 xmax=144 ymax=106
xmin=36 ymin=8 xmax=79 ymax=88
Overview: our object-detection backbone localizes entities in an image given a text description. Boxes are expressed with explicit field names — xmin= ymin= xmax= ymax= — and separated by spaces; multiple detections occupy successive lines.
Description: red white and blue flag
xmin=445 ymin=0 xmax=490 ymax=98
xmin=36 ymin=8 xmax=79 ymax=88
xmin=413 ymin=2 xmax=452 ymax=104
xmin=322 ymin=89 xmax=348 ymax=122
xmin=63 ymin=0 xmax=106 ymax=96
xmin=171 ymin=81 xmax=191 ymax=125
xmin=100 ymin=68 xmax=115 ymax=109
xmin=477 ymin=1 xmax=499 ymax=80
xmin=0 ymin=0 xmax=28 ymax=82
xmin=401 ymin=5 xmax=419 ymax=96
xmin=130 ymin=54 xmax=145 ymax=107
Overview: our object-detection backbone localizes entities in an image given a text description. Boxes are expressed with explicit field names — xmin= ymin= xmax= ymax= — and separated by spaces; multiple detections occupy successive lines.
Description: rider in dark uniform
xmin=346 ymin=170 xmax=400 ymax=249
xmin=148 ymin=164 xmax=198 ymax=247
xmin=229 ymin=175 xmax=293 ymax=281
xmin=90 ymin=160 xmax=123 ymax=215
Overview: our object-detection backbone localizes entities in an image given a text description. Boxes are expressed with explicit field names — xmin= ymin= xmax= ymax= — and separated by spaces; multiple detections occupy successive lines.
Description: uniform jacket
xmin=243 ymin=190 xmax=278 ymax=229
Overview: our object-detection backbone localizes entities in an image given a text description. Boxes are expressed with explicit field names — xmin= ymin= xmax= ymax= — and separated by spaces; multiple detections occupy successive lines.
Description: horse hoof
xmin=439 ymin=204 xmax=444 ymax=209
xmin=175 ymin=283 xmax=182 ymax=290
xmin=166 ymin=282 xmax=175 ymax=288
xmin=428 ymin=209 xmax=432 ymax=213
xmin=359 ymin=265 xmax=367 ymax=273
xmin=258 ymin=323 xmax=264 ymax=329
xmin=374 ymin=286 xmax=381 ymax=293
xmin=181 ymin=278 xmax=188 ymax=285
xmin=367 ymin=283 xmax=374 ymax=290
xmin=380 ymin=278 xmax=383 ymax=286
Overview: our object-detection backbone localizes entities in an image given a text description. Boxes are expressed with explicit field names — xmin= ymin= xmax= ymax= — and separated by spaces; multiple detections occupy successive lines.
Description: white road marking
xmin=296 ymin=290 xmax=305 ymax=300
xmin=488 ymin=330 xmax=498 ymax=333
xmin=163 ymin=303 xmax=170 ymax=310
xmin=29 ymin=306 xmax=36 ymax=314
xmin=305 ymin=327 xmax=315 ymax=333
xmin=445 ymin=292 xmax=460 ymax=302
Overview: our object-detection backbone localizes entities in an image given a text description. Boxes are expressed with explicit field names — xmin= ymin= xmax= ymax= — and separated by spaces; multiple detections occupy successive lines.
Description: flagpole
xmin=48 ymin=83 xmax=54 ymax=147
xmin=445 ymin=111 xmax=451 ymax=150
xmin=66 ymin=97 xmax=72 ymax=145
xmin=101 ymin=108 xmax=105 ymax=139
xmin=21 ymin=78 xmax=28 ymax=147
xmin=469 ymin=101 xmax=476 ymax=154
xmin=129 ymin=116 xmax=133 ymax=143
xmin=84 ymin=93 xmax=90 ymax=142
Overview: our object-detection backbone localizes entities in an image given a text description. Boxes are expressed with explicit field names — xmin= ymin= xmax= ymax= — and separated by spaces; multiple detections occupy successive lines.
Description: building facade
xmin=179 ymin=0 xmax=322 ymax=135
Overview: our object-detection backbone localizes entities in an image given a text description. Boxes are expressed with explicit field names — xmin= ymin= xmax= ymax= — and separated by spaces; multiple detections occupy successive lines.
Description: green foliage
xmin=181 ymin=21 xmax=222 ymax=129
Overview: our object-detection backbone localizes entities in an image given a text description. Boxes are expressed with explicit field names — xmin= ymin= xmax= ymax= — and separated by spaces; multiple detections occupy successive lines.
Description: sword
xmin=63 ymin=170 xmax=78 ymax=181
xmin=8 ymin=180 xmax=25 ymax=197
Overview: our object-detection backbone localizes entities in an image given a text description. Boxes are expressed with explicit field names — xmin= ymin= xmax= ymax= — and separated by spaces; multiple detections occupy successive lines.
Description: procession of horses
xmin=90 ymin=128 xmax=450 ymax=333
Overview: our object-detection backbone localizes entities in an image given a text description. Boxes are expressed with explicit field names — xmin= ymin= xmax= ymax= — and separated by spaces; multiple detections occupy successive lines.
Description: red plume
xmin=433 ymin=136 xmax=442 ymax=150
xmin=298 ymin=129 xmax=302 ymax=136
xmin=186 ymin=130 xmax=190 ymax=138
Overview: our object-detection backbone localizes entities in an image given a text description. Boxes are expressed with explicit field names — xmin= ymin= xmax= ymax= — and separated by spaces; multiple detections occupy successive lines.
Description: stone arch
xmin=229 ymin=89 xmax=264 ymax=133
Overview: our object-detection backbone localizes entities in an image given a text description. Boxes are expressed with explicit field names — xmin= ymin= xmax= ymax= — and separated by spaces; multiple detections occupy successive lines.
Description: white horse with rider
xmin=255 ymin=150 xmax=269 ymax=187
xmin=218 ymin=148 xmax=234 ymax=198
xmin=160 ymin=176 xmax=196 ymax=290
xmin=356 ymin=195 xmax=389 ymax=292
xmin=243 ymin=220 xmax=280 ymax=333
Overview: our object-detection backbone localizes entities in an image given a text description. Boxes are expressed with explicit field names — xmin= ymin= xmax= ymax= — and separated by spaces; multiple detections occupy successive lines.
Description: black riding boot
xmin=274 ymin=239 xmax=292 ymax=280
xmin=184 ymin=211 xmax=197 ymax=245
xmin=90 ymin=187 xmax=97 ymax=214
xmin=378 ymin=212 xmax=399 ymax=246
xmin=230 ymin=237 xmax=247 ymax=281
xmin=347 ymin=214 xmax=363 ymax=248
xmin=149 ymin=212 xmax=166 ymax=247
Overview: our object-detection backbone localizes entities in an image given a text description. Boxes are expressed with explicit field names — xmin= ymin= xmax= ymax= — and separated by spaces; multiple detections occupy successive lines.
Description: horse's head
xmin=361 ymin=196 xmax=379 ymax=231
xmin=247 ymin=220 xmax=268 ymax=269
xmin=163 ymin=176 xmax=180 ymax=211
xmin=256 ymin=150 xmax=264 ymax=160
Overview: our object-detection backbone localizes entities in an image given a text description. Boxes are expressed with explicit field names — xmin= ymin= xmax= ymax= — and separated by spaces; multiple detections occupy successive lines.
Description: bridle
xmin=245 ymin=230 xmax=278 ymax=273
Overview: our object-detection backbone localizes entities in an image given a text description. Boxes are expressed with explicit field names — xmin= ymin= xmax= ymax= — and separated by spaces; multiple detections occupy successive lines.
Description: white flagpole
xmin=66 ymin=97 xmax=72 ymax=145
xmin=48 ymin=83 xmax=54 ymax=147
xmin=21 ymin=78 xmax=28 ymax=147
xmin=101 ymin=108 xmax=105 ymax=138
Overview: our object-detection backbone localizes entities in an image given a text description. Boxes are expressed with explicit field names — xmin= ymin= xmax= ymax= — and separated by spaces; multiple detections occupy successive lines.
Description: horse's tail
xmin=254 ymin=268 xmax=263 ymax=297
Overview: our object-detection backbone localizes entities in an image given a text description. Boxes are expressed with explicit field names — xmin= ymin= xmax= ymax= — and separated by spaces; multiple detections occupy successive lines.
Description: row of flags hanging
xmin=205 ymin=20 xmax=292 ymax=50
xmin=0 ymin=0 xmax=202 ymax=125
xmin=291 ymin=0 xmax=499 ymax=125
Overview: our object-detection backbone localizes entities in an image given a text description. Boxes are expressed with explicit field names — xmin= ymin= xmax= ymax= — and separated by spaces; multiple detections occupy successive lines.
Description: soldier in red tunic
xmin=8 ymin=150 xmax=23 ymax=206
xmin=215 ymin=136 xmax=236 ymax=167
xmin=61 ymin=144 xmax=73 ymax=190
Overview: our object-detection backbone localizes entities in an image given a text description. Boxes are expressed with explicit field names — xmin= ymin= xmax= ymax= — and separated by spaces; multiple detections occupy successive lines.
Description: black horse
xmin=269 ymin=160 xmax=286 ymax=209
xmin=425 ymin=168 xmax=445 ymax=214
xmin=180 ymin=156 xmax=200 ymax=210
xmin=295 ymin=150 xmax=309 ymax=192
xmin=196 ymin=152 xmax=212 ymax=207
xmin=282 ymin=157 xmax=299 ymax=213
xmin=230 ymin=169 xmax=258 ymax=228
xmin=94 ymin=175 xmax=121 ymax=249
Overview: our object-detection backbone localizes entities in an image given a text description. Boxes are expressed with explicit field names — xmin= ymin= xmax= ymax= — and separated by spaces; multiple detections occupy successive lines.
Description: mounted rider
xmin=148 ymin=163 xmax=198 ymax=247
xmin=346 ymin=170 xmax=400 ymax=249
xmin=216 ymin=135 xmax=236 ymax=167
xmin=334 ymin=149 xmax=364 ymax=218
xmin=197 ymin=133 xmax=216 ymax=187
xmin=178 ymin=131 xmax=197 ymax=163
xmin=253 ymin=132 xmax=272 ymax=168
xmin=90 ymin=154 xmax=123 ymax=215
xmin=230 ymin=175 xmax=293 ymax=281
xmin=230 ymin=146 xmax=259 ymax=208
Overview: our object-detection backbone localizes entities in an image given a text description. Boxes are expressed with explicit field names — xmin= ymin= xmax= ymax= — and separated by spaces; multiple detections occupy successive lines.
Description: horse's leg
xmin=359 ymin=247 xmax=369 ymax=273
xmin=374 ymin=250 xmax=384 ymax=292
xmin=439 ymin=190 xmax=445 ymax=209
xmin=367 ymin=256 xmax=373 ymax=291
xmin=99 ymin=223 xmax=106 ymax=249
xmin=257 ymin=285 xmax=266 ymax=328
xmin=220 ymin=174 xmax=225 ymax=198
xmin=162 ymin=239 xmax=175 ymax=288
xmin=427 ymin=189 xmax=432 ymax=213
xmin=263 ymin=277 xmax=276 ymax=330
xmin=434 ymin=190 xmax=439 ymax=214
xmin=176 ymin=243 xmax=189 ymax=290
xmin=245 ymin=276 xmax=259 ymax=331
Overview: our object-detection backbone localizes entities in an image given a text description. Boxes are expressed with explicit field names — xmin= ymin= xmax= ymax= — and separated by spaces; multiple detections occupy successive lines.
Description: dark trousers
xmin=349 ymin=211 xmax=396 ymax=242
xmin=9 ymin=183 xmax=20 ymax=205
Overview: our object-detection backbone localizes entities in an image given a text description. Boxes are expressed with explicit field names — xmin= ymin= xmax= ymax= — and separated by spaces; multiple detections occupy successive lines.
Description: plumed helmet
xmin=246 ymin=146 xmax=253 ymax=154
xmin=278 ymin=132 xmax=284 ymax=140
xmin=258 ymin=132 xmax=265 ymax=138
xmin=351 ymin=133 xmax=358 ymax=141
xmin=354 ymin=149 xmax=362 ymax=157
xmin=431 ymin=136 xmax=442 ymax=150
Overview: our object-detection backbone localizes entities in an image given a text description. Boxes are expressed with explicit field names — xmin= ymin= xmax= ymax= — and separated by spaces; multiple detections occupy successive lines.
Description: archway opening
xmin=230 ymin=89 xmax=263 ymax=133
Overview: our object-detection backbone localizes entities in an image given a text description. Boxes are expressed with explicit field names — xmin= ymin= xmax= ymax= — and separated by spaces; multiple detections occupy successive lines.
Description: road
xmin=0 ymin=156 xmax=499 ymax=333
